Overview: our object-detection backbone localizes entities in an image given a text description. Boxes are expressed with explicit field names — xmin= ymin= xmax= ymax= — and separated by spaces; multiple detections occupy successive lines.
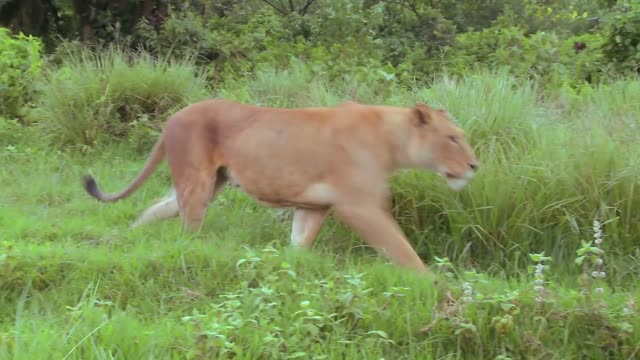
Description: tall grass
xmin=213 ymin=63 xmax=640 ymax=280
xmin=26 ymin=46 xmax=210 ymax=150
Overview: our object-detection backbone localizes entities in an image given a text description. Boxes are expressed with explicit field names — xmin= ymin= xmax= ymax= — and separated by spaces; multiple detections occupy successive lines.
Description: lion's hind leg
xmin=168 ymin=154 xmax=228 ymax=232
xmin=130 ymin=188 xmax=180 ymax=228
xmin=290 ymin=207 xmax=329 ymax=248
xmin=176 ymin=171 xmax=227 ymax=231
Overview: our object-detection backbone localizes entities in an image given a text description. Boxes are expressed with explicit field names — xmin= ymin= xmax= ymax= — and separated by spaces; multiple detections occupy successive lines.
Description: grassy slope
xmin=1 ymin=67 xmax=640 ymax=359
xmin=1 ymin=147 xmax=638 ymax=360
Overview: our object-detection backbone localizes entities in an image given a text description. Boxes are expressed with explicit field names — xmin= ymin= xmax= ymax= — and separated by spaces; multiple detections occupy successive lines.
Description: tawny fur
xmin=83 ymin=99 xmax=478 ymax=273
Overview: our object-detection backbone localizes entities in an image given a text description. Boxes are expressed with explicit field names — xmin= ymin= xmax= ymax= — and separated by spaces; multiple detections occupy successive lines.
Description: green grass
xmin=0 ymin=147 xmax=638 ymax=359
xmin=1 ymin=52 xmax=639 ymax=359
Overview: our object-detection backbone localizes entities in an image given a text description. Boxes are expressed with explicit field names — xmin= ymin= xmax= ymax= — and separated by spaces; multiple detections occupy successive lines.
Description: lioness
xmin=83 ymin=99 xmax=478 ymax=273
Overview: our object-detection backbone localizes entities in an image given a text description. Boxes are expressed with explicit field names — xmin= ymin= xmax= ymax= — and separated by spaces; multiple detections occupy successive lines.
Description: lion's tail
xmin=83 ymin=134 xmax=166 ymax=203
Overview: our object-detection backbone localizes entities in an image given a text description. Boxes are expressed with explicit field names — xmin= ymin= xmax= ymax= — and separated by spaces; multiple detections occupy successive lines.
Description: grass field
xmin=1 ymin=60 xmax=639 ymax=359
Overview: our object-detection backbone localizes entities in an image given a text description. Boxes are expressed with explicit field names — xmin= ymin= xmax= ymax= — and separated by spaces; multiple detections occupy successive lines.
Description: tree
xmin=260 ymin=0 xmax=318 ymax=16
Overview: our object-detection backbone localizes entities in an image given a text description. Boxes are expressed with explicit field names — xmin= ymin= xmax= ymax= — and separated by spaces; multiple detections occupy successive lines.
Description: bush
xmin=134 ymin=6 xmax=309 ymax=82
xmin=26 ymin=46 xmax=210 ymax=151
xmin=0 ymin=27 xmax=44 ymax=118
xmin=444 ymin=25 xmax=608 ymax=88
xmin=602 ymin=1 xmax=640 ymax=74
xmin=444 ymin=26 xmax=560 ymax=81
xmin=132 ymin=1 xmax=458 ymax=86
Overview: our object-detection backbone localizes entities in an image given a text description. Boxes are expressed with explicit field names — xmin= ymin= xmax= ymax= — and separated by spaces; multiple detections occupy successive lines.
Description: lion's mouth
xmin=444 ymin=172 xmax=458 ymax=180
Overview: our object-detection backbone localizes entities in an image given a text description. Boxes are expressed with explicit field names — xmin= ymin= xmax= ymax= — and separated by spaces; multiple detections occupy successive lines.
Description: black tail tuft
xmin=83 ymin=175 xmax=101 ymax=200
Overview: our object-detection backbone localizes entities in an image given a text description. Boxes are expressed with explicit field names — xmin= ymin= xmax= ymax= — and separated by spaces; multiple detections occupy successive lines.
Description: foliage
xmin=134 ymin=1 xmax=406 ymax=83
xmin=602 ymin=0 xmax=640 ymax=74
xmin=0 ymin=27 xmax=43 ymax=117
xmin=25 ymin=46 xmax=209 ymax=151
xmin=496 ymin=0 xmax=602 ymax=35
xmin=443 ymin=24 xmax=608 ymax=88
xmin=1 ymin=0 xmax=638 ymax=91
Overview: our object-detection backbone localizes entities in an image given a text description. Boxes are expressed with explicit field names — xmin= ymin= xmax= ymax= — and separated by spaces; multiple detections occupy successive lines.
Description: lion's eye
xmin=449 ymin=136 xmax=458 ymax=144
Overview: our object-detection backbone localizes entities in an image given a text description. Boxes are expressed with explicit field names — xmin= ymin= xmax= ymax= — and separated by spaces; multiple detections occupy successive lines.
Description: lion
xmin=82 ymin=98 xmax=478 ymax=273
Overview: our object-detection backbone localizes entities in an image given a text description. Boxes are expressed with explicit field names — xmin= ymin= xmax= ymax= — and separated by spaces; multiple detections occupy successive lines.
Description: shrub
xmin=132 ymin=1 xmax=456 ymax=86
xmin=444 ymin=25 xmax=608 ymax=88
xmin=0 ymin=27 xmax=44 ymax=117
xmin=444 ymin=26 xmax=560 ymax=80
xmin=26 ymin=46 xmax=210 ymax=151
xmin=602 ymin=1 xmax=640 ymax=74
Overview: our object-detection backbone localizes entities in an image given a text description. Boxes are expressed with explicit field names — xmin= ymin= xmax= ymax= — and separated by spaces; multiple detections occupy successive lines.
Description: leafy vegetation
xmin=0 ymin=28 xmax=43 ymax=118
xmin=1 ymin=0 xmax=639 ymax=358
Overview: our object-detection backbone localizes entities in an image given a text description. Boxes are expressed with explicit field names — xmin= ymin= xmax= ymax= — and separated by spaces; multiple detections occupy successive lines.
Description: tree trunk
xmin=72 ymin=0 xmax=92 ymax=41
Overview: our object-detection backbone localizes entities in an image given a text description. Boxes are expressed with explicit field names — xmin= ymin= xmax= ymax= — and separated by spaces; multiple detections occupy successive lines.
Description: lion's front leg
xmin=333 ymin=201 xmax=428 ymax=274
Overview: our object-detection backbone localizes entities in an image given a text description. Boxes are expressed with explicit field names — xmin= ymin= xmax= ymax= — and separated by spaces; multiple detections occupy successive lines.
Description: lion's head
xmin=406 ymin=103 xmax=478 ymax=191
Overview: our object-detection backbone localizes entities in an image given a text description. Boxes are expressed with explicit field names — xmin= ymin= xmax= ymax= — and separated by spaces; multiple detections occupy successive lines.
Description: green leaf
xmin=367 ymin=330 xmax=390 ymax=339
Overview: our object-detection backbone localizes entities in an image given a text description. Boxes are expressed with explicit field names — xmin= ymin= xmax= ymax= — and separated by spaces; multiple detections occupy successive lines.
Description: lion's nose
xmin=469 ymin=163 xmax=478 ymax=171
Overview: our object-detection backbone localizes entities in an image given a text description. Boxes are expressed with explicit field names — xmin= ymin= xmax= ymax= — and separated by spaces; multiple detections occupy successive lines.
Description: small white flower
xmin=536 ymin=264 xmax=545 ymax=272
xmin=595 ymin=287 xmax=604 ymax=294
xmin=592 ymin=271 xmax=599 ymax=278
xmin=595 ymin=239 xmax=603 ymax=245
xmin=464 ymin=289 xmax=472 ymax=296
xmin=595 ymin=258 xmax=603 ymax=266
xmin=535 ymin=279 xmax=544 ymax=286
xmin=534 ymin=286 xmax=544 ymax=292
xmin=599 ymin=271 xmax=606 ymax=278
xmin=462 ymin=296 xmax=473 ymax=303
xmin=462 ymin=282 xmax=470 ymax=289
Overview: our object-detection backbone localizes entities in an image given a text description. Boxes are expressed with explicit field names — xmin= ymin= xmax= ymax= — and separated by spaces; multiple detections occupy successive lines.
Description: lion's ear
xmin=411 ymin=103 xmax=431 ymax=126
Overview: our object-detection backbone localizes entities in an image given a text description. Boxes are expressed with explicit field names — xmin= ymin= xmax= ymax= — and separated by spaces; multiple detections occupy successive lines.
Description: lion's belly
xmin=223 ymin=166 xmax=337 ymax=209
xmin=219 ymin=120 xmax=340 ymax=207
